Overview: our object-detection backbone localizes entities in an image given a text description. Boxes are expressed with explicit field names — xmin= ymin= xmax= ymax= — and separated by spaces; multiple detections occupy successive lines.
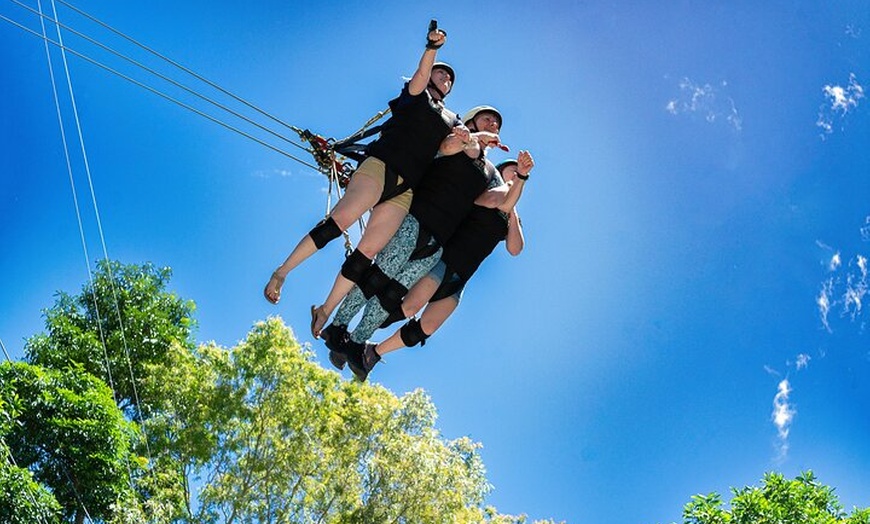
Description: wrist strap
xmin=516 ymin=173 xmax=530 ymax=181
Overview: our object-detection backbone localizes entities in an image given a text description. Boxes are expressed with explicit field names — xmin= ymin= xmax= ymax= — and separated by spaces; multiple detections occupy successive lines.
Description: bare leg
xmin=264 ymin=171 xmax=382 ymax=304
xmin=375 ymin=296 xmax=459 ymax=357
xmin=400 ymin=274 xmax=440 ymax=318
xmin=313 ymin=202 xmax=408 ymax=336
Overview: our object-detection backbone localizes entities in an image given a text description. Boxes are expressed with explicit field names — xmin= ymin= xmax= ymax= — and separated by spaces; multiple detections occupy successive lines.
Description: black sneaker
xmin=320 ymin=324 xmax=349 ymax=370
xmin=347 ymin=341 xmax=381 ymax=382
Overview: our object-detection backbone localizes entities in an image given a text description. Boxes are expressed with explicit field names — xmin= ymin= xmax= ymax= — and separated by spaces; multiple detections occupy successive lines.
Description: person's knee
xmin=376 ymin=279 xmax=408 ymax=313
xmin=358 ymin=263 xmax=391 ymax=299
xmin=309 ymin=217 xmax=342 ymax=249
xmin=399 ymin=318 xmax=430 ymax=347
xmin=340 ymin=249 xmax=372 ymax=283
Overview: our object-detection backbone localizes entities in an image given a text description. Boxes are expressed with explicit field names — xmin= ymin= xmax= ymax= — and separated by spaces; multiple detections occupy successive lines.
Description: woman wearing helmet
xmin=264 ymin=22 xmax=465 ymax=307
xmin=318 ymin=108 xmax=523 ymax=375
xmin=347 ymin=153 xmax=533 ymax=380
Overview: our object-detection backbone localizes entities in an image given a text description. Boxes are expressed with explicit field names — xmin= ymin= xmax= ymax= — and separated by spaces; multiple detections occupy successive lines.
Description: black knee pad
xmin=341 ymin=249 xmax=372 ymax=283
xmin=399 ymin=318 xmax=429 ymax=347
xmin=358 ymin=263 xmax=391 ymax=299
xmin=309 ymin=217 xmax=342 ymax=249
xmin=376 ymin=278 xmax=408 ymax=314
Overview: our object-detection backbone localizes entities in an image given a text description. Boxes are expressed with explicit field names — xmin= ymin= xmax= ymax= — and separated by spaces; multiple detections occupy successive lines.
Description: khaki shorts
xmin=354 ymin=156 xmax=413 ymax=212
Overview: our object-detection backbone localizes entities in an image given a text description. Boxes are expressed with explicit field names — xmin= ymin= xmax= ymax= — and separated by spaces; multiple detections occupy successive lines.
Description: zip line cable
xmin=45 ymin=0 xmax=154 ymax=468
xmin=0 ymin=14 xmax=322 ymax=172
xmin=54 ymin=0 xmax=303 ymax=137
xmin=9 ymin=0 xmax=312 ymax=156
xmin=33 ymin=0 xmax=140 ymax=499
xmin=0 ymin=337 xmax=11 ymax=362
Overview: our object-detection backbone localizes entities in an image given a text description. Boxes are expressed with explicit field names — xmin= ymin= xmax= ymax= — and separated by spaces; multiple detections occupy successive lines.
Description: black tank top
xmin=366 ymin=83 xmax=459 ymax=190
xmin=409 ymin=153 xmax=494 ymax=245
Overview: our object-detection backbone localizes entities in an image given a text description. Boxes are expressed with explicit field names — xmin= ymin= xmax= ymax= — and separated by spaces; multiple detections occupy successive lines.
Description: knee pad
xmin=341 ymin=249 xmax=372 ymax=284
xmin=400 ymin=318 xmax=429 ymax=347
xmin=376 ymin=278 xmax=408 ymax=314
xmin=309 ymin=217 xmax=342 ymax=249
xmin=358 ymin=263 xmax=391 ymax=299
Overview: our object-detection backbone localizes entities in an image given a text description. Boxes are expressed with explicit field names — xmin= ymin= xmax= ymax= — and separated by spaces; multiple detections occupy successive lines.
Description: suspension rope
xmin=10 ymin=0 xmax=311 ymax=155
xmin=0 ymin=337 xmax=10 ymax=362
xmin=47 ymin=0 xmax=155 ymax=466
xmin=0 ymin=13 xmax=322 ymax=171
xmin=53 ymin=0 xmax=302 ymax=136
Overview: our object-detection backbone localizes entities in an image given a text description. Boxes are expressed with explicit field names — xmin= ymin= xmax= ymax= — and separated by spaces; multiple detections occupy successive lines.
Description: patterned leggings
xmin=332 ymin=214 xmax=441 ymax=343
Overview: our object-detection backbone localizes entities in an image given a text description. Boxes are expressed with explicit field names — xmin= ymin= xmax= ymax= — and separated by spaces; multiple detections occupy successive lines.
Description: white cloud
xmin=861 ymin=216 xmax=870 ymax=242
xmin=817 ymin=73 xmax=865 ymax=137
xmin=795 ymin=354 xmax=811 ymax=370
xmin=830 ymin=252 xmax=842 ymax=271
xmin=772 ymin=379 xmax=796 ymax=460
xmin=844 ymin=256 xmax=869 ymax=320
xmin=764 ymin=365 xmax=781 ymax=377
xmin=818 ymin=278 xmax=833 ymax=332
xmin=252 ymin=168 xmax=294 ymax=178
xmin=666 ymin=77 xmax=742 ymax=131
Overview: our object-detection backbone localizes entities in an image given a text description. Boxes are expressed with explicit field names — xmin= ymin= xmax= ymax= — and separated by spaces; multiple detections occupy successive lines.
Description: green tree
xmin=25 ymin=260 xmax=196 ymax=418
xmin=17 ymin=260 xmax=560 ymax=523
xmin=0 ymin=361 xmax=138 ymax=524
xmin=1 ymin=391 xmax=63 ymax=524
xmin=144 ymin=317 xmax=561 ymax=523
xmin=680 ymin=471 xmax=870 ymax=524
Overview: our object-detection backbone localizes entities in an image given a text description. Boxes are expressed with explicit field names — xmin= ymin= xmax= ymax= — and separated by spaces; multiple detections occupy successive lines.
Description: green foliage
xmin=0 ymin=361 xmax=137 ymax=523
xmin=25 ymin=260 xmax=196 ymax=418
xmin=146 ymin=317 xmax=501 ymax=523
xmin=680 ymin=471 xmax=870 ymax=524
xmin=0 ymin=454 xmax=63 ymax=524
xmin=10 ymin=259 xmax=560 ymax=523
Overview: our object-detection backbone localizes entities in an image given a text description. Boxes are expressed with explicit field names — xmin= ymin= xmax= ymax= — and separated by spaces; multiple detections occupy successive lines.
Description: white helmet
xmin=461 ymin=105 xmax=503 ymax=130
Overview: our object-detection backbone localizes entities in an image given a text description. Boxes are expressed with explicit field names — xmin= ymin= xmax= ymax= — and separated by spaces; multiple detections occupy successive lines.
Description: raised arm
xmin=408 ymin=21 xmax=447 ymax=96
xmin=496 ymin=150 xmax=533 ymax=212
xmin=474 ymin=150 xmax=534 ymax=210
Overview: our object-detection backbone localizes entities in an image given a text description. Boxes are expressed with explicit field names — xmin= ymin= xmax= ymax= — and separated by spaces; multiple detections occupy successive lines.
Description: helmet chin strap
xmin=427 ymin=81 xmax=447 ymax=101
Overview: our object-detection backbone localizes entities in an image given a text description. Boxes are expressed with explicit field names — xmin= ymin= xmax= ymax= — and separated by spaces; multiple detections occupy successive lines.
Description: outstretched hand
xmin=516 ymin=150 xmax=534 ymax=176
xmin=473 ymin=131 xmax=509 ymax=151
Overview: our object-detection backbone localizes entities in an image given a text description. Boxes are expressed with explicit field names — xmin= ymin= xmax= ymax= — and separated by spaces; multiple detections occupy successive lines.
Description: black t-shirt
xmin=410 ymin=152 xmax=496 ymax=245
xmin=366 ymin=83 xmax=459 ymax=189
xmin=440 ymin=204 xmax=510 ymax=281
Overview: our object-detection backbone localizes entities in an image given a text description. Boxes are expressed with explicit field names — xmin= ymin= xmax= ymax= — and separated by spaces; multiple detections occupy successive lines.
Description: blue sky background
xmin=2 ymin=1 xmax=869 ymax=522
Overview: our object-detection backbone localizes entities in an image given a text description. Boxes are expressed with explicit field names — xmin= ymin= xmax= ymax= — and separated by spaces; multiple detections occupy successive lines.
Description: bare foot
xmin=310 ymin=304 xmax=329 ymax=338
xmin=264 ymin=271 xmax=285 ymax=304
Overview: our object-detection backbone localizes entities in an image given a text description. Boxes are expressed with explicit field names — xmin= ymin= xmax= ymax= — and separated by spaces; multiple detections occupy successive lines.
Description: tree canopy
xmin=4 ymin=259 xmax=560 ymax=523
xmin=0 ymin=361 xmax=137 ymax=523
xmin=679 ymin=471 xmax=870 ymax=524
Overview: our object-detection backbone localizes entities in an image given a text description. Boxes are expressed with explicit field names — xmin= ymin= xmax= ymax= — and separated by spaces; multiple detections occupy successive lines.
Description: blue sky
xmin=2 ymin=1 xmax=869 ymax=522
